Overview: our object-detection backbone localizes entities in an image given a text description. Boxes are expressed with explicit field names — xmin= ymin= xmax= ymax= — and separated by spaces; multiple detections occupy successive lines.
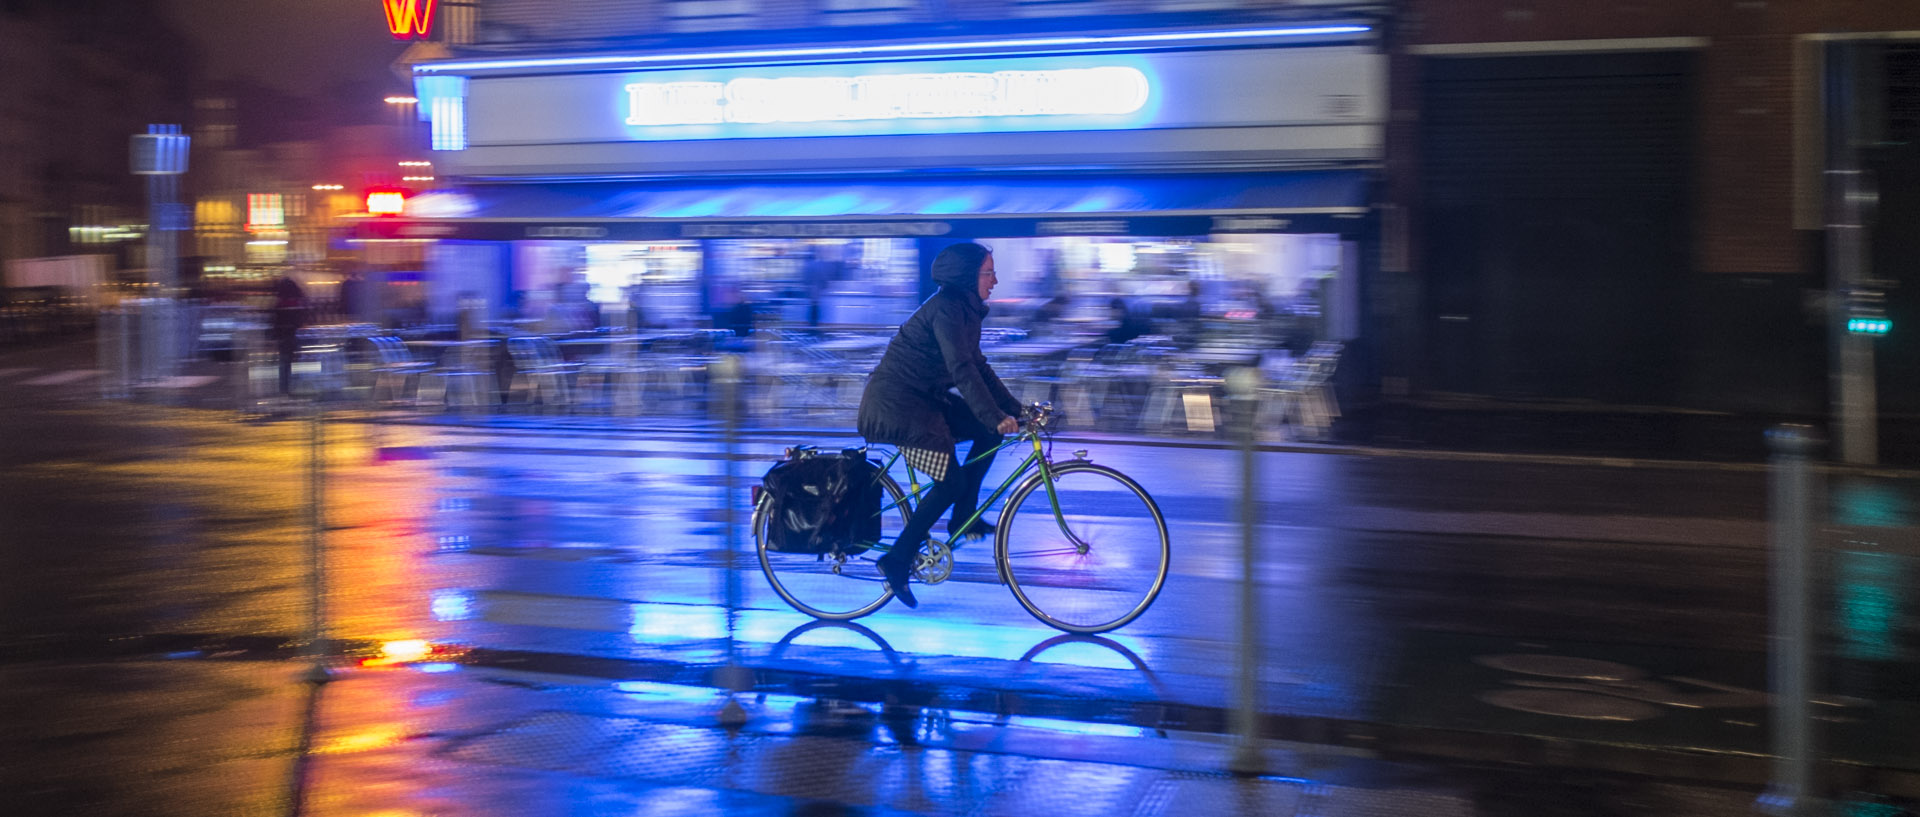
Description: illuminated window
xmin=196 ymin=199 xmax=238 ymax=228
xmin=417 ymin=76 xmax=468 ymax=150
xmin=430 ymin=97 xmax=466 ymax=150
xmin=246 ymin=194 xmax=285 ymax=230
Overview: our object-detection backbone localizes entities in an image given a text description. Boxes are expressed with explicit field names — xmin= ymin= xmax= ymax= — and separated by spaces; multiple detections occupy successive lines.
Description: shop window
xmin=709 ymin=238 xmax=919 ymax=328
xmin=979 ymin=234 xmax=1354 ymax=351
xmin=582 ymin=242 xmax=705 ymax=325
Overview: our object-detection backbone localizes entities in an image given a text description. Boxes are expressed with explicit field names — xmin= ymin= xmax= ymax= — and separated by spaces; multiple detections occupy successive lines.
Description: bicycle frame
xmin=865 ymin=424 xmax=1078 ymax=556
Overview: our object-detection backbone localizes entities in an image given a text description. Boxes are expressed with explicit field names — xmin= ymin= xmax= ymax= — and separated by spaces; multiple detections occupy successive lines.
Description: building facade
xmin=1384 ymin=0 xmax=1920 ymax=435
xmin=0 ymin=3 xmax=193 ymax=270
xmin=368 ymin=0 xmax=1388 ymax=359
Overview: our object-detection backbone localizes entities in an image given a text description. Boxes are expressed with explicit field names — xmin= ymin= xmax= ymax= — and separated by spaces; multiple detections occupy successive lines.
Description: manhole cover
xmin=1474 ymin=654 xmax=1647 ymax=681
xmin=1478 ymin=689 xmax=1661 ymax=721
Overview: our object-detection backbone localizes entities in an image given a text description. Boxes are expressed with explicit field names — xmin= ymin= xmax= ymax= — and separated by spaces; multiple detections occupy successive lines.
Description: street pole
xmin=303 ymin=351 xmax=334 ymax=685
xmin=1826 ymin=41 xmax=1878 ymax=465
xmin=1758 ymin=425 xmax=1823 ymax=817
xmin=129 ymin=125 xmax=189 ymax=385
xmin=713 ymin=354 xmax=749 ymax=726
xmin=1226 ymin=366 xmax=1264 ymax=775
xmin=287 ymin=349 xmax=334 ymax=817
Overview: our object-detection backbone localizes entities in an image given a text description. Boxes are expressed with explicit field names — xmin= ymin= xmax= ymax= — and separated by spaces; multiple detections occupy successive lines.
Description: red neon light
xmin=382 ymin=0 xmax=436 ymax=40
xmin=367 ymin=190 xmax=406 ymax=216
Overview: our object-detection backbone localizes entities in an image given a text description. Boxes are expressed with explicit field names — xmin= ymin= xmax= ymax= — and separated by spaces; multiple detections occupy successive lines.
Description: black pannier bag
xmin=760 ymin=451 xmax=884 ymax=555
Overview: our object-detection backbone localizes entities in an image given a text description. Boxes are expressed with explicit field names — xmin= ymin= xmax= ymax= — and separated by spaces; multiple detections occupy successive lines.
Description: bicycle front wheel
xmin=995 ymin=461 xmax=1169 ymax=633
xmin=755 ymin=469 xmax=907 ymax=620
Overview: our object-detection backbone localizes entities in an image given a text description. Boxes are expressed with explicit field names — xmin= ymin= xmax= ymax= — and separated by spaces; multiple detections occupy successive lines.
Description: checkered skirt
xmin=900 ymin=445 xmax=954 ymax=483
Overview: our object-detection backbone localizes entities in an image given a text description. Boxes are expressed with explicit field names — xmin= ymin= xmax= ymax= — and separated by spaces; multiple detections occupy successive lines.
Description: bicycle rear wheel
xmin=995 ymin=461 xmax=1169 ymax=633
xmin=755 ymin=468 xmax=908 ymax=620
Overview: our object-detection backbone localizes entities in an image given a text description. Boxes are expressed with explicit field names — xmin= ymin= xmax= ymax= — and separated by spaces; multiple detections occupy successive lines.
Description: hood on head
xmin=930 ymin=242 xmax=991 ymax=291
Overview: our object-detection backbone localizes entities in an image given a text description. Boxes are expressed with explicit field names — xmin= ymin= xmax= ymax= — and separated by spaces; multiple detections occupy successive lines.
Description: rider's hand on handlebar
xmin=997 ymin=416 xmax=1019 ymax=435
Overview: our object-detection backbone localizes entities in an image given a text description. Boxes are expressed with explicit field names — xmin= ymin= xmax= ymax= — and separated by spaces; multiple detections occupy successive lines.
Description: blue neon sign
xmin=417 ymin=26 xmax=1370 ymax=74
xmin=617 ymin=55 xmax=1158 ymax=141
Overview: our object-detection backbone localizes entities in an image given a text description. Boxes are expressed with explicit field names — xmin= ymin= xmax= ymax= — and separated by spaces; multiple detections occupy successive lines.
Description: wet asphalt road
xmin=3 ymin=339 xmax=1918 ymax=815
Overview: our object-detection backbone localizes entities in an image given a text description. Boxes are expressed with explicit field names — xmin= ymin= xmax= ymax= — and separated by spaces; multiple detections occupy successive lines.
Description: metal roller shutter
xmin=1419 ymin=50 xmax=1696 ymax=404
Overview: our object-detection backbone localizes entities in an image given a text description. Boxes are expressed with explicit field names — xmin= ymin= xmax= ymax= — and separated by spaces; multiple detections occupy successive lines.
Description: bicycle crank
xmin=913 ymin=540 xmax=954 ymax=585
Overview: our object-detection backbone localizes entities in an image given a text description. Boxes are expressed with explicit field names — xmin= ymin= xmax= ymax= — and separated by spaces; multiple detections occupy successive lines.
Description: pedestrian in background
xmin=269 ymin=275 xmax=307 ymax=395
xmin=1104 ymin=297 xmax=1150 ymax=345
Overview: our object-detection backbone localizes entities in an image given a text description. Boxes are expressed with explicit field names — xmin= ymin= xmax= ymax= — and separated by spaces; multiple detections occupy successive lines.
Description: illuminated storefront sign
xmin=608 ymin=55 xmax=1159 ymax=141
xmin=382 ymin=0 xmax=435 ymax=40
xmin=443 ymin=38 xmax=1383 ymax=161
xmin=624 ymin=67 xmax=1148 ymax=127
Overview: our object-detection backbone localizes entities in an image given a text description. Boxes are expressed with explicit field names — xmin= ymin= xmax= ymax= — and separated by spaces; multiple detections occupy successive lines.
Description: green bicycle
xmin=752 ymin=402 xmax=1171 ymax=634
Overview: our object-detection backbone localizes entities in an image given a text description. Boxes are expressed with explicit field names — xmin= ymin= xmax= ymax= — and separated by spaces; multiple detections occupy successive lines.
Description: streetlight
xmin=385 ymin=95 xmax=419 ymax=129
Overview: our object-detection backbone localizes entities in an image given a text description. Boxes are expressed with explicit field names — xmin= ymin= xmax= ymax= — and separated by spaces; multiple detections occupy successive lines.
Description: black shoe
xmin=877 ymin=549 xmax=919 ymax=609
xmin=946 ymin=519 xmax=996 ymax=543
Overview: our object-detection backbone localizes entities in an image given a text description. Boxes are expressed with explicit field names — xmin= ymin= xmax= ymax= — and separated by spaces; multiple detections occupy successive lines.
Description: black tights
xmin=885 ymin=434 xmax=1001 ymax=562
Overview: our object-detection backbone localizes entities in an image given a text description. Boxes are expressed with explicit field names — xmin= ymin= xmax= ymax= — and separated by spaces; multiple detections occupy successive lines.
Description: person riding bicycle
xmin=857 ymin=242 xmax=1021 ymax=609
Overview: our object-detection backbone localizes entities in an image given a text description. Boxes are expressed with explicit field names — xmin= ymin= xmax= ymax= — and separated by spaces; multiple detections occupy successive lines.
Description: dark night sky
xmin=160 ymin=0 xmax=413 ymax=97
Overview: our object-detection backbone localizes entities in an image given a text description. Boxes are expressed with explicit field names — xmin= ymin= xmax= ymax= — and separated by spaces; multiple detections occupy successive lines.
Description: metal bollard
xmin=285 ymin=358 xmax=334 ymax=817
xmin=1757 ymin=425 xmax=1823 ymax=816
xmin=1225 ymin=366 xmax=1264 ymax=775
xmin=301 ymin=352 xmax=335 ymax=684
xmin=712 ymin=354 xmax=750 ymax=726
xmin=98 ymin=307 xmax=131 ymax=399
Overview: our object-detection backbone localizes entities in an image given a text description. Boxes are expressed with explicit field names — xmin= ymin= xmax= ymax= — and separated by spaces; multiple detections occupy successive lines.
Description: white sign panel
xmin=453 ymin=44 xmax=1383 ymax=173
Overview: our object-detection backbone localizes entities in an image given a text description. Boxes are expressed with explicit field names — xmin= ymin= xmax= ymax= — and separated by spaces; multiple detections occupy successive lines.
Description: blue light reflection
xmin=431 ymin=589 xmax=475 ymax=621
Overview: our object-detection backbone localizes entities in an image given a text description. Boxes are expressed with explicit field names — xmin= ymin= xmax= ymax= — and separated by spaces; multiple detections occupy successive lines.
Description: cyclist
xmin=857 ymin=242 xmax=1021 ymax=608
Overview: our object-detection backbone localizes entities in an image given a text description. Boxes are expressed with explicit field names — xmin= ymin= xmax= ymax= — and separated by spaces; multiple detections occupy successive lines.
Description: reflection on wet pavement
xmin=5 ymin=403 xmax=1917 ymax=815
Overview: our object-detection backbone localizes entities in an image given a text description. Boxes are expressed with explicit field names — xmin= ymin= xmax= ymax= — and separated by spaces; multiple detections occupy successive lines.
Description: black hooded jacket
xmin=856 ymin=250 xmax=1020 ymax=451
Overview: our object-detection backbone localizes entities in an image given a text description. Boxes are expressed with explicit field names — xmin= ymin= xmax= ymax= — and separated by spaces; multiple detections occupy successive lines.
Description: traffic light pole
xmin=1826 ymin=42 xmax=1878 ymax=466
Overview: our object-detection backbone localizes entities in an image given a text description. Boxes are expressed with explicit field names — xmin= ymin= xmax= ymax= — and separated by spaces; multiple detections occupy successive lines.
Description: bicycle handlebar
xmin=1020 ymin=401 xmax=1058 ymax=430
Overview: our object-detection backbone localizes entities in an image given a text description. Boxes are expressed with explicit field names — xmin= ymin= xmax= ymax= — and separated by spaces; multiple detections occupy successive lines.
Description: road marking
xmin=153 ymin=375 xmax=220 ymax=389
xmin=0 ymin=367 xmax=35 ymax=379
xmin=19 ymin=369 xmax=101 ymax=385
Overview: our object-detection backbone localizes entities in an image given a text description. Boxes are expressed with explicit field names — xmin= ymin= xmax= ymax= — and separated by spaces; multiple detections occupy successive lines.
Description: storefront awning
xmin=359 ymin=171 xmax=1371 ymax=241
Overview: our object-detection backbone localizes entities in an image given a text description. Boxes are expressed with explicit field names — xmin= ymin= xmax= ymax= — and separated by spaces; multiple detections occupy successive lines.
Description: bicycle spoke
xmin=1003 ymin=547 xmax=1085 ymax=558
xmin=998 ymin=463 xmax=1168 ymax=633
xmin=757 ymin=471 xmax=908 ymax=620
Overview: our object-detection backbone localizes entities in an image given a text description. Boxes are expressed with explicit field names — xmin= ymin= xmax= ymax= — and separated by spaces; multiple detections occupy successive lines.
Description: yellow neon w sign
xmin=382 ymin=0 xmax=436 ymax=39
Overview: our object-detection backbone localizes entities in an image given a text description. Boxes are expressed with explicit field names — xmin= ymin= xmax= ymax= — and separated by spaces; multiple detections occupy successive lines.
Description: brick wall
xmin=1697 ymin=33 xmax=1797 ymax=273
